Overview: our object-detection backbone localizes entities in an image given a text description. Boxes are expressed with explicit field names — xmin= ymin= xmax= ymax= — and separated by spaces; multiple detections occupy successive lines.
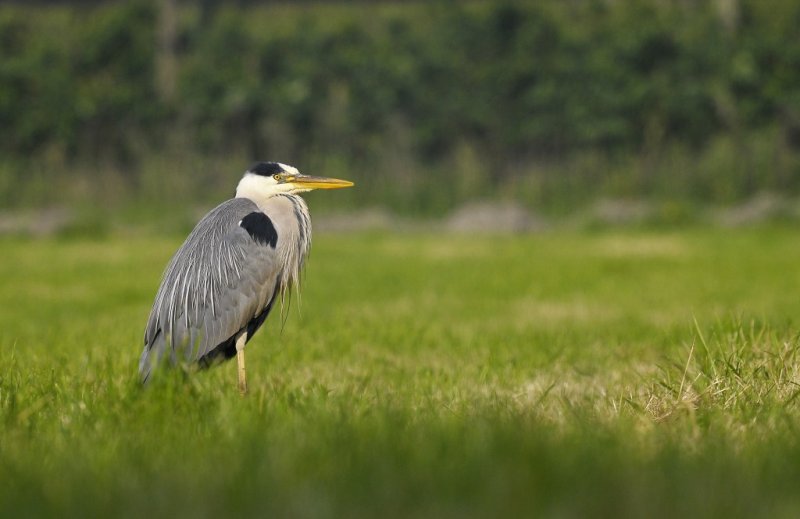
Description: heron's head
xmin=236 ymin=162 xmax=354 ymax=201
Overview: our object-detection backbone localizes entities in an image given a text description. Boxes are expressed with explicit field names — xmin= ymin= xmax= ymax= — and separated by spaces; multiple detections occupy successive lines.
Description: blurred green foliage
xmin=1 ymin=0 xmax=799 ymax=214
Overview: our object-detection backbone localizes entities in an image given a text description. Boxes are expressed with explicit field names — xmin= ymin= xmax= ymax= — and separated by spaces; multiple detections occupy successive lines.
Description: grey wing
xmin=139 ymin=198 xmax=282 ymax=382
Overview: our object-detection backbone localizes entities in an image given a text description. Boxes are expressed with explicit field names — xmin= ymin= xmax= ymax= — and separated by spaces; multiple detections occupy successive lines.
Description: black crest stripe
xmin=248 ymin=162 xmax=284 ymax=176
xmin=240 ymin=212 xmax=278 ymax=248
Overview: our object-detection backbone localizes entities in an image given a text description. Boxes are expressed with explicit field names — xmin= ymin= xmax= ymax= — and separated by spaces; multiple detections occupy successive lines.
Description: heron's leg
xmin=236 ymin=332 xmax=248 ymax=395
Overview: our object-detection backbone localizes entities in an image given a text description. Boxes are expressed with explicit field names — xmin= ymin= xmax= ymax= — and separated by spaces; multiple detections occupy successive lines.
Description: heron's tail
xmin=139 ymin=328 xmax=166 ymax=384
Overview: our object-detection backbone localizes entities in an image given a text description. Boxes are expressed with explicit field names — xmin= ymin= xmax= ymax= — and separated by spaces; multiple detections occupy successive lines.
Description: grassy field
xmin=2 ymin=227 xmax=800 ymax=517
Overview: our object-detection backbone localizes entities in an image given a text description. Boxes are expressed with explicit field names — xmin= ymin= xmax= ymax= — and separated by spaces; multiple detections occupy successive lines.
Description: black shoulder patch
xmin=248 ymin=162 xmax=283 ymax=177
xmin=240 ymin=212 xmax=278 ymax=248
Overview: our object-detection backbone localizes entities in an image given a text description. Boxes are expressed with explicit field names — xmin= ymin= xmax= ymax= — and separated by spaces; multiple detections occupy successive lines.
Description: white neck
xmin=235 ymin=174 xmax=276 ymax=208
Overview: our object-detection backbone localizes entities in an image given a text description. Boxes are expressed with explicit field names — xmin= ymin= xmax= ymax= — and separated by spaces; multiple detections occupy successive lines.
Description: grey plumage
xmin=139 ymin=162 xmax=351 ymax=385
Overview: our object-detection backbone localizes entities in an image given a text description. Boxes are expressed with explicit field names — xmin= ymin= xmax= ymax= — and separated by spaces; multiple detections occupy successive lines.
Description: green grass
xmin=2 ymin=228 xmax=800 ymax=517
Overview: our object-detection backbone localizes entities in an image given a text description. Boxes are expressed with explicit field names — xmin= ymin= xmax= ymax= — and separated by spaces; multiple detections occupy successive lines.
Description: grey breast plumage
xmin=139 ymin=198 xmax=282 ymax=381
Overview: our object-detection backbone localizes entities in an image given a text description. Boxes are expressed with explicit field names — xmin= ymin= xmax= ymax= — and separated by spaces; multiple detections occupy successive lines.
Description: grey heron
xmin=139 ymin=162 xmax=353 ymax=393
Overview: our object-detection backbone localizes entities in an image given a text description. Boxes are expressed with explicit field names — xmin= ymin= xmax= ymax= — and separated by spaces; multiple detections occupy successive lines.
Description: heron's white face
xmin=235 ymin=163 xmax=304 ymax=202
xmin=235 ymin=162 xmax=353 ymax=204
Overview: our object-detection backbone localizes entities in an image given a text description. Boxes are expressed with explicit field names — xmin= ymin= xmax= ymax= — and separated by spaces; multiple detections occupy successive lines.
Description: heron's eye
xmin=273 ymin=174 xmax=281 ymax=181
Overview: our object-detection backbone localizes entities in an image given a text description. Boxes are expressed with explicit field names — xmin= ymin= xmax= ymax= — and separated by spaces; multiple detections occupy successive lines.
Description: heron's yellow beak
xmin=290 ymin=175 xmax=354 ymax=190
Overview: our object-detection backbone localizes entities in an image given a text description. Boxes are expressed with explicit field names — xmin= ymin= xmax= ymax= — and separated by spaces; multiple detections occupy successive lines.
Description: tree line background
xmin=1 ymin=0 xmax=799 ymax=222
